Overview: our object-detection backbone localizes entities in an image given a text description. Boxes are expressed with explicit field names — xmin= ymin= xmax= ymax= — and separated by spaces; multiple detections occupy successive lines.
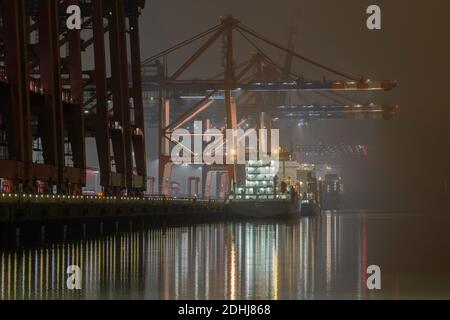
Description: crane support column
xmin=129 ymin=7 xmax=147 ymax=193
xmin=0 ymin=0 xmax=32 ymax=191
xmin=224 ymin=17 xmax=237 ymax=187
xmin=36 ymin=0 xmax=65 ymax=192
xmin=64 ymin=0 xmax=87 ymax=194
xmin=109 ymin=0 xmax=131 ymax=192
xmin=91 ymin=0 xmax=113 ymax=193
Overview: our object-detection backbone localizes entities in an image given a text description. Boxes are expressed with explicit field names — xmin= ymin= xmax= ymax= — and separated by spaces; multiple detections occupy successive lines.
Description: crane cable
xmin=236 ymin=28 xmax=303 ymax=81
xmin=236 ymin=28 xmax=363 ymax=106
xmin=237 ymin=23 xmax=359 ymax=81
xmin=141 ymin=23 xmax=224 ymax=66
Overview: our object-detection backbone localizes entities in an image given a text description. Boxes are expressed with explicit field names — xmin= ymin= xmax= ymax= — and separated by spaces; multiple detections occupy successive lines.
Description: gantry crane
xmin=0 ymin=0 xmax=147 ymax=195
xmin=139 ymin=15 xmax=397 ymax=196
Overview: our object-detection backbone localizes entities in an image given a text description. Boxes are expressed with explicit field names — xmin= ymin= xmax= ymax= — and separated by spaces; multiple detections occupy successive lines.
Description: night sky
xmin=135 ymin=0 xmax=450 ymax=212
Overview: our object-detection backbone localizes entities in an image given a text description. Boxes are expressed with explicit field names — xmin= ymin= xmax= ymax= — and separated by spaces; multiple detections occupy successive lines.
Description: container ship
xmin=226 ymin=159 xmax=320 ymax=219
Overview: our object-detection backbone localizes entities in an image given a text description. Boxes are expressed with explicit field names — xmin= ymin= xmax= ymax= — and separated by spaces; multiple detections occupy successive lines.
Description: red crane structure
xmin=141 ymin=15 xmax=397 ymax=197
xmin=0 ymin=0 xmax=147 ymax=195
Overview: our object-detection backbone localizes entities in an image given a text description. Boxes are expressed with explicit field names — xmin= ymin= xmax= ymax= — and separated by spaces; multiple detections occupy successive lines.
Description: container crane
xmin=139 ymin=15 xmax=397 ymax=196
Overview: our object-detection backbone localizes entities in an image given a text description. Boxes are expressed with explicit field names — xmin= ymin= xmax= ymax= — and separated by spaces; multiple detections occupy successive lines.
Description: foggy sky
xmin=136 ymin=0 xmax=450 ymax=212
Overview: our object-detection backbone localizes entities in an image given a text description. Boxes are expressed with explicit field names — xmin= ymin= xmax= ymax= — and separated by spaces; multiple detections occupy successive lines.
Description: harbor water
xmin=0 ymin=212 xmax=450 ymax=300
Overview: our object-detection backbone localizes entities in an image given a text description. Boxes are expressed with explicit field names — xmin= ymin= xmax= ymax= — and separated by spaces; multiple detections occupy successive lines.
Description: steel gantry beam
xmin=0 ymin=0 xmax=147 ymax=196
xmin=273 ymin=104 xmax=399 ymax=121
xmin=143 ymin=79 xmax=397 ymax=92
xmin=293 ymin=144 xmax=369 ymax=164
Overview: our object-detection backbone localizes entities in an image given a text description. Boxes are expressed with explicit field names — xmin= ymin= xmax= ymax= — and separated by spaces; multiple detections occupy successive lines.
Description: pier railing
xmin=0 ymin=192 xmax=226 ymax=224
xmin=0 ymin=193 xmax=221 ymax=205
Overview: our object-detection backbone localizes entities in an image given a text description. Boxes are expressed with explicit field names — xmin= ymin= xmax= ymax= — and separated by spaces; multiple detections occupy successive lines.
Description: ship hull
xmin=300 ymin=202 xmax=320 ymax=217
xmin=227 ymin=200 xmax=300 ymax=219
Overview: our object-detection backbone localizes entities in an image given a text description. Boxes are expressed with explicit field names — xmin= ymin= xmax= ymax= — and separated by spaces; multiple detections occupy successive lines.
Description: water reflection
xmin=1 ymin=213 xmax=450 ymax=300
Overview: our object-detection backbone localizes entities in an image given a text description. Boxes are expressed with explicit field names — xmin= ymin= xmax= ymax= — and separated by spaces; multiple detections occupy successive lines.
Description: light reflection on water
xmin=1 ymin=213 xmax=450 ymax=300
